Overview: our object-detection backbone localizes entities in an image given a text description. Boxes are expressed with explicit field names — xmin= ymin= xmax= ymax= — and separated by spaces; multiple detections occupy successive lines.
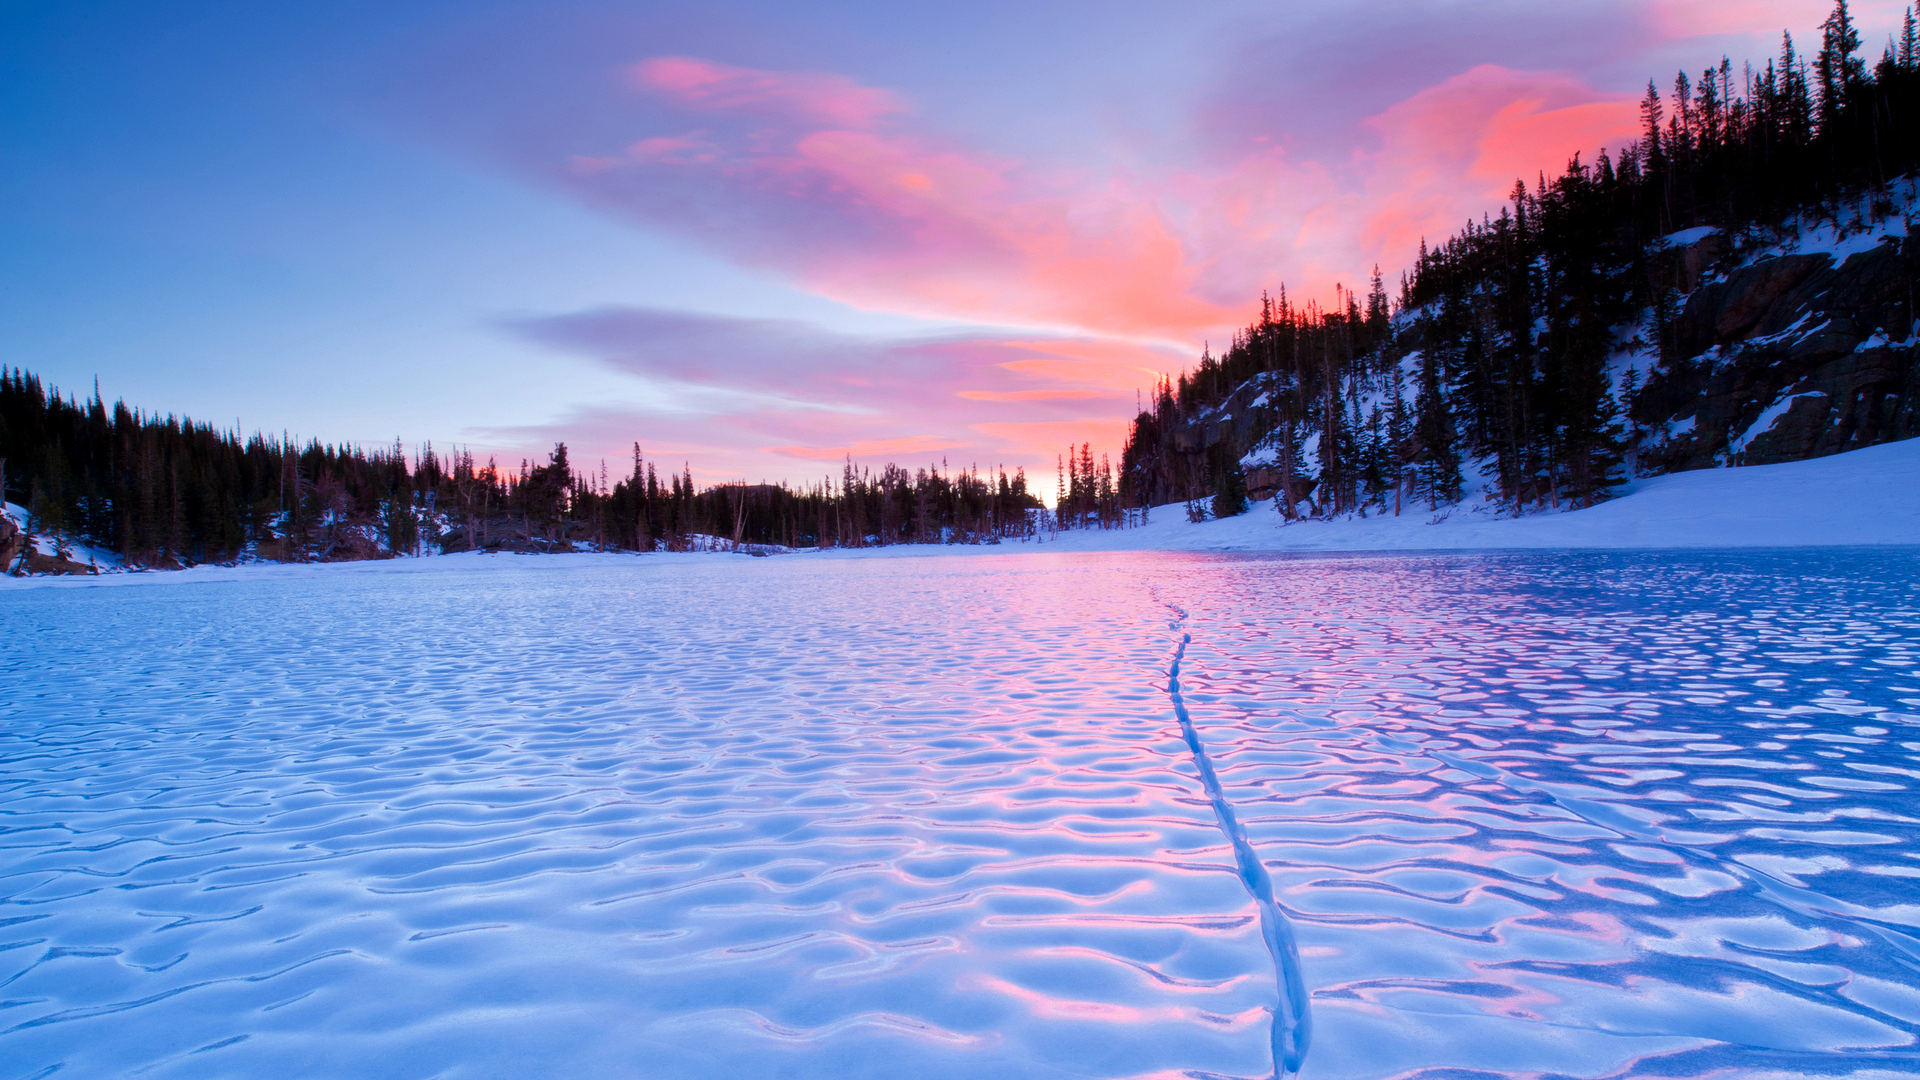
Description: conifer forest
xmin=0 ymin=368 xmax=1058 ymax=565
xmin=1124 ymin=4 xmax=1918 ymax=519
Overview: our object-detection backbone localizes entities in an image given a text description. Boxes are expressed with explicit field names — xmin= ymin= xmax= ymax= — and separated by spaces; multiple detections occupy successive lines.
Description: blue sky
xmin=3 ymin=0 xmax=1904 ymax=482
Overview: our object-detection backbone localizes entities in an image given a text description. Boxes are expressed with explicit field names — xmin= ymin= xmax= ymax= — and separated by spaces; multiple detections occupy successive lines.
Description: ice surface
xmin=2 ymin=555 xmax=1268 ymax=1079
xmin=4 ymin=548 xmax=1920 ymax=1078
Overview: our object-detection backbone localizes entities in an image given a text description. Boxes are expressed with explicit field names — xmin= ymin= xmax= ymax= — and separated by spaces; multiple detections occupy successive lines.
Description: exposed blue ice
xmin=3 ymin=548 xmax=1919 ymax=1079
xmin=1163 ymin=598 xmax=1311 ymax=1079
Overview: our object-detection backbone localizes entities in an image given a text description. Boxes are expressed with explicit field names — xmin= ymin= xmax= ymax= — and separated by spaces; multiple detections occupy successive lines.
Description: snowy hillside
xmin=1 ymin=500 xmax=121 ymax=574
xmin=866 ymin=438 xmax=1920 ymax=556
xmin=1121 ymin=160 xmax=1918 ymax=528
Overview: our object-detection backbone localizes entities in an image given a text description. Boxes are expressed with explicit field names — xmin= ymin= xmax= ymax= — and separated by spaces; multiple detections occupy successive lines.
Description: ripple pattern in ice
xmin=3 ymin=548 xmax=1920 ymax=1079
xmin=1157 ymin=549 xmax=1920 ymax=1079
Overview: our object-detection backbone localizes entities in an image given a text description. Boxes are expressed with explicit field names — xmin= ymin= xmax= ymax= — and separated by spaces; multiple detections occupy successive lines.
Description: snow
xmin=2 ymin=500 xmax=123 ymax=570
xmin=1734 ymin=176 xmax=1916 ymax=268
xmin=1659 ymin=225 xmax=1720 ymax=247
xmin=1797 ymin=223 xmax=1903 ymax=264
xmin=828 ymin=437 xmax=1917 ymax=557
xmin=1730 ymin=392 xmax=1826 ymax=457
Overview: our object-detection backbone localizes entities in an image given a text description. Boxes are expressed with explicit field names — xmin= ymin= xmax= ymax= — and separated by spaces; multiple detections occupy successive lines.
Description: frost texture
xmin=4 ymin=549 xmax=1920 ymax=1078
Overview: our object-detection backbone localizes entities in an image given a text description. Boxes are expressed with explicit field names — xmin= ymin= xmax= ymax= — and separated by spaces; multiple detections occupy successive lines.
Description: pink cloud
xmin=1360 ymin=65 xmax=1641 ymax=249
xmin=562 ymin=57 xmax=1241 ymax=341
xmin=509 ymin=55 xmax=1656 ymax=486
xmin=631 ymin=56 xmax=905 ymax=128
xmin=570 ymin=56 xmax=1647 ymax=360
xmin=1165 ymin=65 xmax=1642 ymax=307
xmin=627 ymin=133 xmax=717 ymax=164
xmin=767 ymin=435 xmax=962 ymax=461
xmin=1370 ymin=65 xmax=1639 ymax=191
xmin=498 ymin=306 xmax=1140 ymax=482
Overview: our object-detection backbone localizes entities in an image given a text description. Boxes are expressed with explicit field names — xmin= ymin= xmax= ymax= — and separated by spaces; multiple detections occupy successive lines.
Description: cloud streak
xmin=553 ymin=51 xmax=1645 ymax=346
xmin=631 ymin=56 xmax=907 ymax=128
xmin=496 ymin=306 xmax=1172 ymax=481
xmin=560 ymin=62 xmax=1234 ymax=341
xmin=381 ymin=0 xmax=1834 ymax=480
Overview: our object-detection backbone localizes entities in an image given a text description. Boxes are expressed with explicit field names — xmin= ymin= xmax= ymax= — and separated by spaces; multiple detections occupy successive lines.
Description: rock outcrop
xmin=0 ymin=510 xmax=22 ymax=574
xmin=1637 ymin=234 xmax=1918 ymax=472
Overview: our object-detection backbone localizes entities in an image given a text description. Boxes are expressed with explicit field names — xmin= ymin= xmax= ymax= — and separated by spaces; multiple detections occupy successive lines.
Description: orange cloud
xmin=1371 ymin=65 xmax=1640 ymax=194
xmin=1162 ymin=65 xmax=1643 ymax=308
xmin=782 ymin=130 xmax=1233 ymax=338
xmin=1356 ymin=65 xmax=1641 ymax=256
xmin=994 ymin=338 xmax=1182 ymax=391
xmin=972 ymin=418 xmax=1135 ymax=462
xmin=955 ymin=389 xmax=1112 ymax=402
xmin=570 ymin=57 xmax=1647 ymax=429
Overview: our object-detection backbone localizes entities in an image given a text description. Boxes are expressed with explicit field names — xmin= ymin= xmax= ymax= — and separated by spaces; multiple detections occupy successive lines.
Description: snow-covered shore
xmin=806 ymin=436 xmax=1917 ymax=559
xmin=3 ymin=440 xmax=1913 ymax=589
xmin=993 ymin=435 xmax=1920 ymax=556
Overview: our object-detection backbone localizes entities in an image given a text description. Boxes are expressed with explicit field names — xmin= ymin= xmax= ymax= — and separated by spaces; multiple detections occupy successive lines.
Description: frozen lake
xmin=4 ymin=549 xmax=1920 ymax=1079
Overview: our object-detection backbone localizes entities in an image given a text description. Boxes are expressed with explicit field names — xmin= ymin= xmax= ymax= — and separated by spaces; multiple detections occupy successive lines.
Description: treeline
xmin=1122 ymin=279 xmax=1415 ymax=518
xmin=1054 ymin=443 xmax=1130 ymax=529
xmin=611 ymin=454 xmax=1047 ymax=552
xmin=0 ymin=367 xmax=1053 ymax=568
xmin=1124 ymin=0 xmax=1919 ymax=517
xmin=1 ymin=368 xmax=432 ymax=566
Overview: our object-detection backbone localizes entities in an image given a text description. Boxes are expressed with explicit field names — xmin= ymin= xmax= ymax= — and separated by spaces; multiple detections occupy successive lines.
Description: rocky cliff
xmin=1129 ymin=200 xmax=1917 ymax=518
xmin=1637 ymin=227 xmax=1917 ymax=471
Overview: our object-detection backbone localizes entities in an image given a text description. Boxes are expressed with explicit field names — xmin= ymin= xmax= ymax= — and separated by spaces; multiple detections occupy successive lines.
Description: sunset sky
xmin=4 ymin=0 xmax=1910 ymax=484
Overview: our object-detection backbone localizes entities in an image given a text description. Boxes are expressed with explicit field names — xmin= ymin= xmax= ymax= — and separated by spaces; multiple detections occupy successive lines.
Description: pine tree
xmin=1640 ymin=80 xmax=1665 ymax=160
xmin=1411 ymin=350 xmax=1462 ymax=510
xmin=1781 ymin=32 xmax=1814 ymax=145
xmin=1696 ymin=65 xmax=1723 ymax=148
xmin=1817 ymin=0 xmax=1864 ymax=130
xmin=1207 ymin=440 xmax=1248 ymax=518
xmin=1387 ymin=364 xmax=1412 ymax=515
xmin=1365 ymin=267 xmax=1390 ymax=347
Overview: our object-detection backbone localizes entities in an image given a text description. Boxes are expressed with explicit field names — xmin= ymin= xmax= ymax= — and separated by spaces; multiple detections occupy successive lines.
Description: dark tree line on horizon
xmin=0 ymin=368 xmax=1053 ymax=568
xmin=1124 ymin=0 xmax=1919 ymax=519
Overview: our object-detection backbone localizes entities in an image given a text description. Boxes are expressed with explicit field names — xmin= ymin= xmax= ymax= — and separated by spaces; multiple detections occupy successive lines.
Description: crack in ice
xmin=1161 ymin=602 xmax=1312 ymax=1079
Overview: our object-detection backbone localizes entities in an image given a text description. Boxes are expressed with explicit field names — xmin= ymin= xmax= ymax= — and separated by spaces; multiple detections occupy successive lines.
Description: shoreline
xmin=5 ymin=438 xmax=1915 ymax=588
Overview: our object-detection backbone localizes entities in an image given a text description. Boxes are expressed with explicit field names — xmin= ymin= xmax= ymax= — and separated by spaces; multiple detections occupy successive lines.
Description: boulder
xmin=1674 ymin=253 xmax=1827 ymax=357
xmin=1676 ymin=231 xmax=1730 ymax=291
xmin=0 ymin=512 xmax=21 ymax=574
